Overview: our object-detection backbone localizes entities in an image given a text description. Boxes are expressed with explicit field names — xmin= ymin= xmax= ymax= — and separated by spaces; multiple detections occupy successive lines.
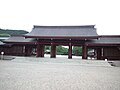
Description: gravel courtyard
xmin=0 ymin=56 xmax=120 ymax=90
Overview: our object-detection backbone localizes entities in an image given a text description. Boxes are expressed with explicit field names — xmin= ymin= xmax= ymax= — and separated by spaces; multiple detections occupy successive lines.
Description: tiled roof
xmin=96 ymin=37 xmax=120 ymax=44
xmin=26 ymin=25 xmax=98 ymax=37
xmin=87 ymin=36 xmax=120 ymax=45
xmin=3 ymin=36 xmax=36 ymax=43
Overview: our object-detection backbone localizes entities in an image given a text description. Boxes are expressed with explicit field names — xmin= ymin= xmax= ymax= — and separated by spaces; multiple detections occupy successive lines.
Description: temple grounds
xmin=0 ymin=55 xmax=120 ymax=90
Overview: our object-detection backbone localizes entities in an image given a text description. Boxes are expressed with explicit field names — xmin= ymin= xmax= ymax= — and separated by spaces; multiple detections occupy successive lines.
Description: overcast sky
xmin=0 ymin=0 xmax=120 ymax=35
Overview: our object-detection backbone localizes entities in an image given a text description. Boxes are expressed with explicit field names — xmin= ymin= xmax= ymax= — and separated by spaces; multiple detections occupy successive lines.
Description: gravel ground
xmin=0 ymin=56 xmax=120 ymax=90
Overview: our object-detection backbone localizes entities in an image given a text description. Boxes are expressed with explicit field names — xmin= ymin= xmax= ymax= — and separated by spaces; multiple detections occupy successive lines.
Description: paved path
xmin=0 ymin=56 xmax=120 ymax=90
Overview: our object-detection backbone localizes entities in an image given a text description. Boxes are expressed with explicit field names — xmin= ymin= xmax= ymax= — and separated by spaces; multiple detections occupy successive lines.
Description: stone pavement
xmin=0 ymin=56 xmax=120 ymax=90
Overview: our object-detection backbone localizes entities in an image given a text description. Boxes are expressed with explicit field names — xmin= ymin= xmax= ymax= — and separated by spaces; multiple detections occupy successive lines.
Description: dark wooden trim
xmin=2 ymin=42 xmax=36 ymax=45
xmin=99 ymin=35 xmax=120 ymax=38
xmin=86 ymin=43 xmax=120 ymax=47
xmin=25 ymin=35 xmax=99 ymax=39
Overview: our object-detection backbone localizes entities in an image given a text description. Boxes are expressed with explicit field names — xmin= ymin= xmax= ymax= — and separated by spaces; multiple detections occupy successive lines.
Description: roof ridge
xmin=33 ymin=25 xmax=95 ymax=28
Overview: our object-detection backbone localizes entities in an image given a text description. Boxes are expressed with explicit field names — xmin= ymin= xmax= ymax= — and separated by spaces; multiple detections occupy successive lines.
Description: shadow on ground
xmin=0 ymin=55 xmax=15 ymax=60
xmin=108 ymin=61 xmax=120 ymax=67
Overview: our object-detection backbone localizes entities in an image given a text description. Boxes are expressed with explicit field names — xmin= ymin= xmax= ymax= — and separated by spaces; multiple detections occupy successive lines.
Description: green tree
xmin=0 ymin=34 xmax=10 ymax=37
xmin=56 ymin=46 xmax=68 ymax=55
xmin=0 ymin=29 xmax=28 ymax=36
xmin=73 ymin=46 xmax=82 ymax=56
xmin=45 ymin=46 xmax=50 ymax=50
xmin=45 ymin=46 xmax=51 ymax=54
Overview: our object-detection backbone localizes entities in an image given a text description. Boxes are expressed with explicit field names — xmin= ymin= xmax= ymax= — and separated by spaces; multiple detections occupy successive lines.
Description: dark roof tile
xmin=26 ymin=25 xmax=98 ymax=37
xmin=3 ymin=36 xmax=36 ymax=43
xmin=88 ymin=37 xmax=120 ymax=45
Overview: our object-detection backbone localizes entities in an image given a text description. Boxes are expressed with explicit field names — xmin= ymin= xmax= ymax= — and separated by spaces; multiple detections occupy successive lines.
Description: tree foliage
xmin=0 ymin=28 xmax=28 ymax=36
xmin=0 ymin=34 xmax=10 ymax=37
xmin=56 ymin=46 xmax=68 ymax=55
xmin=45 ymin=46 xmax=82 ymax=56
xmin=73 ymin=46 xmax=82 ymax=56
xmin=45 ymin=46 xmax=68 ymax=55
xmin=45 ymin=46 xmax=51 ymax=50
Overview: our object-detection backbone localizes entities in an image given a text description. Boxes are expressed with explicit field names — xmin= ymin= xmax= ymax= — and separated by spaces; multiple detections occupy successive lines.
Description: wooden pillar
xmin=97 ymin=48 xmax=102 ymax=60
xmin=36 ymin=44 xmax=40 ymax=57
xmin=82 ymin=45 xmax=87 ymax=59
xmin=36 ymin=44 xmax=44 ymax=57
xmin=40 ymin=45 xmax=45 ymax=57
xmin=68 ymin=43 xmax=72 ymax=59
xmin=50 ymin=44 xmax=56 ymax=58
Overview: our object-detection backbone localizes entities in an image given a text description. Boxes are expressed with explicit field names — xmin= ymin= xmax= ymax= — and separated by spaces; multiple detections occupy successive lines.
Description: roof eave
xmin=86 ymin=43 xmax=120 ymax=46
xmin=24 ymin=35 xmax=99 ymax=39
